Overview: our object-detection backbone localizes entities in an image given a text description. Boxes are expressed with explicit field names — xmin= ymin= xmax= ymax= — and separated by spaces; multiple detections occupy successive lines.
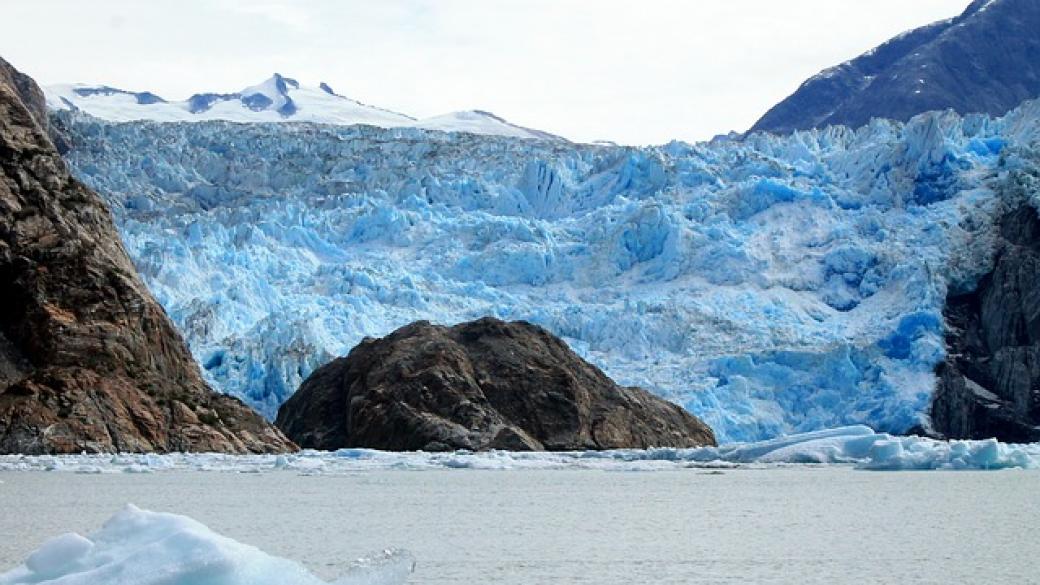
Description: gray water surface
xmin=1 ymin=468 xmax=1037 ymax=584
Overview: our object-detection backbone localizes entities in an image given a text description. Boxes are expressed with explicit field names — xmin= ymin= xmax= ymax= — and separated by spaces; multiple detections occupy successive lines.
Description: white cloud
xmin=216 ymin=0 xmax=316 ymax=32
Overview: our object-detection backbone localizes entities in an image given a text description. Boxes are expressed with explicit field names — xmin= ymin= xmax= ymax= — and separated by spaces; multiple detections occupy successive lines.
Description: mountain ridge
xmin=751 ymin=0 xmax=1040 ymax=135
xmin=46 ymin=73 xmax=565 ymax=142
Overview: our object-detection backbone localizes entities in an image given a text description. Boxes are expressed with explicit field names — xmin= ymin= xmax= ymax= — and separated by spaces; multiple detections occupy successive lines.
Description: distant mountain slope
xmin=751 ymin=0 xmax=1040 ymax=134
xmin=46 ymin=74 xmax=564 ymax=141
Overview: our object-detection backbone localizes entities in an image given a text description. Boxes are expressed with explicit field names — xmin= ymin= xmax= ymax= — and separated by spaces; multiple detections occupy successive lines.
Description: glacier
xmin=52 ymin=99 xmax=1040 ymax=443
xmin=0 ymin=505 xmax=414 ymax=585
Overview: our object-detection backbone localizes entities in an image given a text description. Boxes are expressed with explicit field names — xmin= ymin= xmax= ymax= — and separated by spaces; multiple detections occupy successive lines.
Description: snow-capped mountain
xmin=45 ymin=73 xmax=563 ymax=141
xmin=53 ymin=98 xmax=1040 ymax=442
xmin=751 ymin=0 xmax=1040 ymax=134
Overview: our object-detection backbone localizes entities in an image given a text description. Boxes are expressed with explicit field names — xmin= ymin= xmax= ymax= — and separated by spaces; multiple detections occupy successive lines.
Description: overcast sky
xmin=4 ymin=0 xmax=968 ymax=144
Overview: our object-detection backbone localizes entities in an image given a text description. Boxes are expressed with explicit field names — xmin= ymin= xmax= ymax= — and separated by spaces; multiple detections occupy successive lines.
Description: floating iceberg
xmin=0 ymin=505 xmax=414 ymax=585
xmin=53 ymin=99 xmax=1040 ymax=442
xmin=1 ymin=428 xmax=1037 ymax=473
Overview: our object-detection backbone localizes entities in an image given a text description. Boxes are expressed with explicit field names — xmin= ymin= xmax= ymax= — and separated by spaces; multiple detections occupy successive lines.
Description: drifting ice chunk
xmin=698 ymin=425 xmax=1040 ymax=469
xmin=710 ymin=426 xmax=1040 ymax=470
xmin=857 ymin=435 xmax=1035 ymax=470
xmin=4 ymin=428 xmax=1037 ymax=472
xmin=24 ymin=534 xmax=93 ymax=580
xmin=335 ymin=549 xmax=416 ymax=585
xmin=0 ymin=505 xmax=414 ymax=585
xmin=715 ymin=425 xmax=881 ymax=463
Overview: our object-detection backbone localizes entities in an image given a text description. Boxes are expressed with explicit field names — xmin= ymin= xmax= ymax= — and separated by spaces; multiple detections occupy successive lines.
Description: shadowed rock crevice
xmin=276 ymin=318 xmax=716 ymax=451
xmin=0 ymin=57 xmax=294 ymax=454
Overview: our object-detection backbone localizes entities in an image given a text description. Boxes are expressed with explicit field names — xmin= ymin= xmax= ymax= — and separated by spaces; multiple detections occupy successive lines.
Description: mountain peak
xmin=274 ymin=73 xmax=298 ymax=87
xmin=237 ymin=74 xmax=298 ymax=115
xmin=963 ymin=0 xmax=1000 ymax=16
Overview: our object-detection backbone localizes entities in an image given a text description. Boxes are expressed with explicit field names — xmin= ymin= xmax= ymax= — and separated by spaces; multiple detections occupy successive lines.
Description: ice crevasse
xmin=53 ymin=99 xmax=1040 ymax=443
xmin=0 ymin=505 xmax=413 ymax=585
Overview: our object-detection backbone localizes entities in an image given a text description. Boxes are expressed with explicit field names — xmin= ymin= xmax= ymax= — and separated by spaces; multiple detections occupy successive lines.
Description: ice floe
xmin=0 ymin=505 xmax=414 ymax=585
xmin=1 ymin=427 xmax=1037 ymax=473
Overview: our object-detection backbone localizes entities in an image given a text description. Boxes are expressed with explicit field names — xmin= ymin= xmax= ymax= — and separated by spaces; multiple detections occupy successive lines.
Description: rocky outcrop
xmin=0 ymin=57 xmax=295 ymax=454
xmin=932 ymin=192 xmax=1040 ymax=442
xmin=276 ymin=318 xmax=716 ymax=451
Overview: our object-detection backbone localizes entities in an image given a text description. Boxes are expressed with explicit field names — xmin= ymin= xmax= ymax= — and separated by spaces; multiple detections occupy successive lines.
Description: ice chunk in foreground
xmin=23 ymin=534 xmax=93 ymax=580
xmin=0 ymin=505 xmax=414 ymax=585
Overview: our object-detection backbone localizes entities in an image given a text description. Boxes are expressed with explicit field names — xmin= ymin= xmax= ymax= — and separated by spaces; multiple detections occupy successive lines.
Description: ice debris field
xmin=0 ymin=505 xmax=414 ymax=585
xmin=2 ymin=427 xmax=1039 ymax=472
xmin=54 ymin=99 xmax=1040 ymax=443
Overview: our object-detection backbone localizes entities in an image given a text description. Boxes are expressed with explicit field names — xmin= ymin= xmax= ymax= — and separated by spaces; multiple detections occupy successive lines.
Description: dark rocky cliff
xmin=276 ymin=317 xmax=716 ymax=451
xmin=932 ymin=171 xmax=1040 ymax=442
xmin=752 ymin=0 xmax=1040 ymax=135
xmin=0 ymin=57 xmax=295 ymax=454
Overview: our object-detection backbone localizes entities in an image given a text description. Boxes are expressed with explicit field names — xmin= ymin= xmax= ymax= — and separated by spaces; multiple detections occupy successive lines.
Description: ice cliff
xmin=52 ymin=100 xmax=1040 ymax=443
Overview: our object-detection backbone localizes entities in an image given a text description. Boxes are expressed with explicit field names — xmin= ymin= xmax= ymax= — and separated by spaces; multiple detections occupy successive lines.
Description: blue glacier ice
xmin=52 ymin=100 xmax=1040 ymax=443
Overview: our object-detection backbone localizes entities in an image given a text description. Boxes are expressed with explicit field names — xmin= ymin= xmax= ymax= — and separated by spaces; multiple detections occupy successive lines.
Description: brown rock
xmin=276 ymin=318 xmax=716 ymax=451
xmin=0 ymin=57 xmax=295 ymax=454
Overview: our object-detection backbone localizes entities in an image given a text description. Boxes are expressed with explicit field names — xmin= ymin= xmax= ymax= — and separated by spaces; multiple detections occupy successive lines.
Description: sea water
xmin=1 ymin=467 xmax=1037 ymax=584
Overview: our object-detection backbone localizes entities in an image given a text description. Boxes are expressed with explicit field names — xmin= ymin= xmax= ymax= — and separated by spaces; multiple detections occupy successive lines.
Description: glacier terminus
xmin=53 ymin=99 xmax=1040 ymax=443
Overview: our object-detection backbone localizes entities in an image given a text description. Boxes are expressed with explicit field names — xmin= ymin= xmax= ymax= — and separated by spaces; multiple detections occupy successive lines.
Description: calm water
xmin=1 ymin=467 xmax=1038 ymax=584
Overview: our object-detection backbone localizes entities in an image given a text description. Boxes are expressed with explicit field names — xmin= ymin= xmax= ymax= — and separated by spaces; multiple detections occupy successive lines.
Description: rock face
xmin=276 ymin=318 xmax=716 ymax=451
xmin=0 ymin=57 xmax=294 ymax=454
xmin=751 ymin=0 xmax=1040 ymax=135
xmin=932 ymin=195 xmax=1040 ymax=442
